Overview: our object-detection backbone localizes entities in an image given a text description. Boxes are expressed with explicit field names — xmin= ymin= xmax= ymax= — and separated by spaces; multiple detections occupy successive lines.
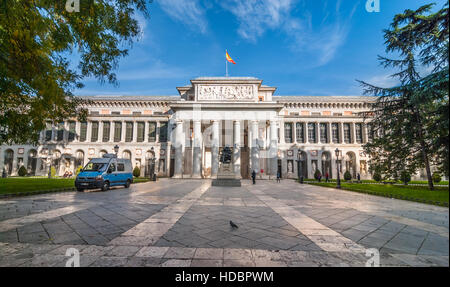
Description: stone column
xmin=327 ymin=122 xmax=332 ymax=144
xmin=192 ymin=120 xmax=202 ymax=178
xmin=173 ymin=119 xmax=183 ymax=178
xmin=132 ymin=121 xmax=138 ymax=142
xmin=315 ymin=122 xmax=320 ymax=144
xmin=99 ymin=121 xmax=104 ymax=142
xmin=121 ymin=121 xmax=126 ymax=143
xmin=211 ymin=120 xmax=219 ymax=177
xmin=269 ymin=120 xmax=278 ymax=179
xmin=340 ymin=122 xmax=345 ymax=144
xmin=156 ymin=121 xmax=160 ymax=143
xmin=251 ymin=120 xmax=259 ymax=174
xmin=362 ymin=123 xmax=368 ymax=144
xmin=165 ymin=142 xmax=171 ymax=177
xmin=86 ymin=122 xmax=92 ymax=142
xmin=75 ymin=121 xmax=80 ymax=142
xmin=233 ymin=120 xmax=241 ymax=177
xmin=305 ymin=121 xmax=310 ymax=144
xmin=280 ymin=120 xmax=285 ymax=144
xmin=144 ymin=122 xmax=149 ymax=143
xmin=351 ymin=122 xmax=357 ymax=144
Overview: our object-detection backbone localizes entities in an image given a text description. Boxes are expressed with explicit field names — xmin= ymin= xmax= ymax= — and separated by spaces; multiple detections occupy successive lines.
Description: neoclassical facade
xmin=1 ymin=77 xmax=381 ymax=180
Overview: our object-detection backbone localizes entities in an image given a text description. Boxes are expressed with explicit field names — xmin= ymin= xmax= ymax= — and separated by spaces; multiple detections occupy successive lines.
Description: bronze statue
xmin=220 ymin=146 xmax=232 ymax=164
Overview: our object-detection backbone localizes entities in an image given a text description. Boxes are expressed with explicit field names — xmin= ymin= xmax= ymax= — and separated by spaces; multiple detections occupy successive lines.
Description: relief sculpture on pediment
xmin=197 ymin=85 xmax=254 ymax=101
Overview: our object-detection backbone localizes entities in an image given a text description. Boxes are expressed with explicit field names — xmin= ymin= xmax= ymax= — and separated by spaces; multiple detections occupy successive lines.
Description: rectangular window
xmin=367 ymin=123 xmax=374 ymax=142
xmin=159 ymin=122 xmax=168 ymax=142
xmin=125 ymin=122 xmax=133 ymax=142
xmin=56 ymin=122 xmax=64 ymax=141
xmin=343 ymin=123 xmax=351 ymax=143
xmin=148 ymin=122 xmax=157 ymax=142
xmin=114 ymin=122 xmax=122 ymax=142
xmin=320 ymin=123 xmax=328 ymax=143
xmin=102 ymin=122 xmax=110 ymax=142
xmin=308 ymin=123 xmax=316 ymax=143
xmin=91 ymin=121 xmax=99 ymax=142
xmin=296 ymin=123 xmax=305 ymax=143
xmin=137 ymin=122 xmax=145 ymax=142
xmin=356 ymin=123 xmax=363 ymax=143
xmin=332 ymin=123 xmax=339 ymax=143
xmin=68 ymin=121 xmax=76 ymax=142
xmin=117 ymin=163 xmax=125 ymax=172
xmin=284 ymin=123 xmax=293 ymax=143
xmin=45 ymin=122 xmax=52 ymax=141
xmin=79 ymin=122 xmax=87 ymax=142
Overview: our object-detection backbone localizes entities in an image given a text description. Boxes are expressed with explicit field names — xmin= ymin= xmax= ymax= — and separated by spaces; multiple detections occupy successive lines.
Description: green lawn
xmin=304 ymin=179 xmax=449 ymax=185
xmin=307 ymin=182 xmax=449 ymax=206
xmin=0 ymin=176 xmax=151 ymax=195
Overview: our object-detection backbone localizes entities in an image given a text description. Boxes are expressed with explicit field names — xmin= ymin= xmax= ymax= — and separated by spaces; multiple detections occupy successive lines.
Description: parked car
xmin=75 ymin=154 xmax=133 ymax=192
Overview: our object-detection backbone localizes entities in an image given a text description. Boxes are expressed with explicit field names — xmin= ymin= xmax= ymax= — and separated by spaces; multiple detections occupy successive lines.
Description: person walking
xmin=325 ymin=172 xmax=329 ymax=183
xmin=357 ymin=173 xmax=361 ymax=183
xmin=276 ymin=170 xmax=281 ymax=183
xmin=251 ymin=170 xmax=256 ymax=184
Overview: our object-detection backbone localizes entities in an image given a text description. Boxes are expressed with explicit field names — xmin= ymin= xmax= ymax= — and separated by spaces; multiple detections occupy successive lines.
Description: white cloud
xmin=158 ymin=0 xmax=208 ymax=33
xmin=366 ymin=74 xmax=399 ymax=88
xmin=117 ymin=60 xmax=189 ymax=80
xmin=219 ymin=0 xmax=295 ymax=42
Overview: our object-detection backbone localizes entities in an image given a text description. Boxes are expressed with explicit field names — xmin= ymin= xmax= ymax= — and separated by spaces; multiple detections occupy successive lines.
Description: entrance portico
xmin=170 ymin=77 xmax=283 ymax=179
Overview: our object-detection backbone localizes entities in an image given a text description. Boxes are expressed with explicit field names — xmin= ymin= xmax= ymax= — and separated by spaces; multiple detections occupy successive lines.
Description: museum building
xmin=0 ymin=77 xmax=382 ymax=180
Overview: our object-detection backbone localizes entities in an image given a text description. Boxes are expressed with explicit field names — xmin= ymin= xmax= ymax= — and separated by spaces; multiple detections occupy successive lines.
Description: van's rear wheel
xmin=101 ymin=181 xmax=110 ymax=191
xmin=124 ymin=179 xmax=131 ymax=188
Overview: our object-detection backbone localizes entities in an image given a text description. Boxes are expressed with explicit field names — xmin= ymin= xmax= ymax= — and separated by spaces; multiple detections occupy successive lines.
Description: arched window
xmin=4 ymin=149 xmax=14 ymax=175
xmin=75 ymin=150 xmax=84 ymax=169
xmin=27 ymin=149 xmax=37 ymax=176
xmin=122 ymin=150 xmax=132 ymax=160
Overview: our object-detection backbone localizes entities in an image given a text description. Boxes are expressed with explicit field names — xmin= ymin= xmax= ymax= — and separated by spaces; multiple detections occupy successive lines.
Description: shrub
xmin=344 ymin=170 xmax=352 ymax=181
xmin=133 ymin=166 xmax=141 ymax=178
xmin=18 ymin=166 xmax=27 ymax=177
xmin=432 ymin=173 xmax=442 ymax=183
xmin=75 ymin=166 xmax=83 ymax=175
xmin=50 ymin=166 xmax=56 ymax=177
xmin=314 ymin=169 xmax=322 ymax=181
xmin=400 ymin=170 xmax=411 ymax=185
xmin=373 ymin=172 xmax=382 ymax=182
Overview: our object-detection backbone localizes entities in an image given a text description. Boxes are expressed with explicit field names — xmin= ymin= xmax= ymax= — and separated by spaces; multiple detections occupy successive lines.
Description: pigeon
xmin=229 ymin=220 xmax=239 ymax=229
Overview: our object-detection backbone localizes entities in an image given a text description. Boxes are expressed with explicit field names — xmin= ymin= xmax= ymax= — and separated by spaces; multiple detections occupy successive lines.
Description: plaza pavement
xmin=0 ymin=179 xmax=448 ymax=267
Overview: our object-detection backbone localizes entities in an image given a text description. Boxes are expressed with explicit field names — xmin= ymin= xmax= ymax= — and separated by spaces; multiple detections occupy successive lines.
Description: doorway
xmin=277 ymin=159 xmax=282 ymax=178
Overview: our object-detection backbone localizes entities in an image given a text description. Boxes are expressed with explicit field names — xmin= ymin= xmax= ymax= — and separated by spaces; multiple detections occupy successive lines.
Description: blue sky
xmin=75 ymin=0 xmax=447 ymax=97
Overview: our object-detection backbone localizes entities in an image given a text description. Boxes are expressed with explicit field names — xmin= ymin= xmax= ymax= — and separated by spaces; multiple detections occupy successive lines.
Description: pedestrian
xmin=318 ymin=174 xmax=322 ymax=182
xmin=357 ymin=173 xmax=361 ymax=183
xmin=251 ymin=170 xmax=256 ymax=184
xmin=276 ymin=170 xmax=281 ymax=183
xmin=325 ymin=172 xmax=329 ymax=182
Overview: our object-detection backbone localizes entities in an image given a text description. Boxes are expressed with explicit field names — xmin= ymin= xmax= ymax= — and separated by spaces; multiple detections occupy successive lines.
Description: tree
xmin=133 ymin=166 xmax=141 ymax=178
xmin=344 ymin=171 xmax=352 ymax=181
xmin=0 ymin=0 xmax=151 ymax=145
xmin=359 ymin=3 xmax=449 ymax=190
xmin=400 ymin=170 xmax=411 ymax=185
xmin=18 ymin=165 xmax=27 ymax=176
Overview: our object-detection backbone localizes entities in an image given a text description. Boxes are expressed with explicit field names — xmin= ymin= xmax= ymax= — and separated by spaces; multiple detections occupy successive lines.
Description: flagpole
xmin=225 ymin=49 xmax=228 ymax=77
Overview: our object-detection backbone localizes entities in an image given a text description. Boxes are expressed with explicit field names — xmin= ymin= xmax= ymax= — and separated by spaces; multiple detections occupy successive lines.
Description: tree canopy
xmin=359 ymin=3 xmax=449 ymax=190
xmin=0 ymin=0 xmax=151 ymax=145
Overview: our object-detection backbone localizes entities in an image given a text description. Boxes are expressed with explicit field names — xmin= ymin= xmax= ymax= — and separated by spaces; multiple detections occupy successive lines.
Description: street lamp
xmin=114 ymin=145 xmax=119 ymax=157
xmin=335 ymin=148 xmax=341 ymax=189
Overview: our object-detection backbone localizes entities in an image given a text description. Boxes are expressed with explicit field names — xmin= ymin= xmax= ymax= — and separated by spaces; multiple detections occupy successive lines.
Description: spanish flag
xmin=226 ymin=51 xmax=236 ymax=64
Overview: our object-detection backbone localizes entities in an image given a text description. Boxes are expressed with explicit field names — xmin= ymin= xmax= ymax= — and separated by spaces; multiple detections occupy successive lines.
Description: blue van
xmin=75 ymin=154 xmax=133 ymax=192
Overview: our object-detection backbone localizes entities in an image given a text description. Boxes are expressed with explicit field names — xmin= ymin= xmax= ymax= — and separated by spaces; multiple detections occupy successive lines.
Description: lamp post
xmin=114 ymin=145 xmax=119 ymax=157
xmin=335 ymin=148 xmax=341 ymax=189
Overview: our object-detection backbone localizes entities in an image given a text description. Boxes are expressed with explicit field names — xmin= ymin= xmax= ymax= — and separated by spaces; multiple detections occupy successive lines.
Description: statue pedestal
xmin=212 ymin=163 xmax=241 ymax=187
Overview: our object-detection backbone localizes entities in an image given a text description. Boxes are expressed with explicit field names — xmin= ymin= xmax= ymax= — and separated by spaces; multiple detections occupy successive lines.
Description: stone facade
xmin=0 ymin=77 xmax=387 ymax=180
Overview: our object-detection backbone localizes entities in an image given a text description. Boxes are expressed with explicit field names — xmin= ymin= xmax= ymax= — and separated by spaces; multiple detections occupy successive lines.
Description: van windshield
xmin=83 ymin=162 xmax=107 ymax=172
